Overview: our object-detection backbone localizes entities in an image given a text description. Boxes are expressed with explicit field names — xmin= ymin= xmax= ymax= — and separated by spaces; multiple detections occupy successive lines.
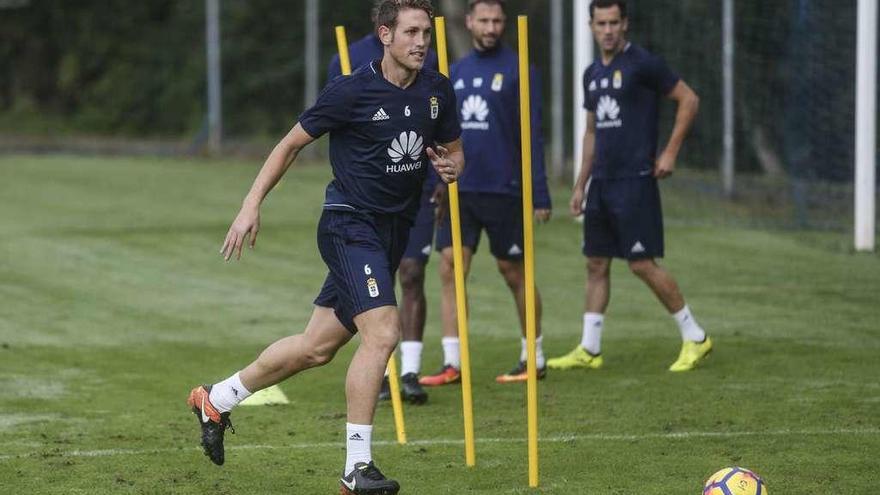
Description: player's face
xmin=466 ymin=3 xmax=505 ymax=51
xmin=383 ymin=8 xmax=432 ymax=71
xmin=590 ymin=6 xmax=628 ymax=54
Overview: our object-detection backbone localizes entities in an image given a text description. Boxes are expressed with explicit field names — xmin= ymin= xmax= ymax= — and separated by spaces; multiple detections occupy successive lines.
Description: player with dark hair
xmin=420 ymin=0 xmax=553 ymax=386
xmin=187 ymin=1 xmax=462 ymax=493
xmin=548 ymin=0 xmax=712 ymax=373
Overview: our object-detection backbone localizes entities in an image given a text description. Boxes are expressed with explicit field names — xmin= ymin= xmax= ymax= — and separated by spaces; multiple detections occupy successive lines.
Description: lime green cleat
xmin=546 ymin=346 xmax=603 ymax=370
xmin=668 ymin=337 xmax=713 ymax=372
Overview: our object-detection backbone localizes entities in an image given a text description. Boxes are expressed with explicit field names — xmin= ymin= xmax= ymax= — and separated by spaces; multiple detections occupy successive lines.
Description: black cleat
xmin=340 ymin=461 xmax=400 ymax=495
xmin=400 ymin=373 xmax=428 ymax=405
xmin=187 ymin=384 xmax=234 ymax=465
xmin=378 ymin=376 xmax=391 ymax=401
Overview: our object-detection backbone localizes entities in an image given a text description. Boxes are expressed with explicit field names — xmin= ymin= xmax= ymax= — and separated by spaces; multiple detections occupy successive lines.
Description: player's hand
xmin=427 ymin=145 xmax=458 ymax=184
xmin=221 ymin=202 xmax=260 ymax=261
xmin=569 ymin=186 xmax=586 ymax=217
xmin=430 ymin=182 xmax=448 ymax=221
xmin=535 ymin=208 xmax=552 ymax=223
xmin=654 ymin=150 xmax=676 ymax=179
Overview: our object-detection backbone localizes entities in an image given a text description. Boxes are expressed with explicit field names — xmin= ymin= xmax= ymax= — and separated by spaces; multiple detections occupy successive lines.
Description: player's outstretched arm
xmin=655 ymin=80 xmax=699 ymax=179
xmin=427 ymin=138 xmax=464 ymax=184
xmin=221 ymin=124 xmax=316 ymax=261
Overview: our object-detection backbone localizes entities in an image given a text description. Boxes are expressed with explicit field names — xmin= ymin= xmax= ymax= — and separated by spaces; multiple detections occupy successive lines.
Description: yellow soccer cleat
xmin=669 ymin=337 xmax=713 ymax=372
xmin=546 ymin=346 xmax=603 ymax=370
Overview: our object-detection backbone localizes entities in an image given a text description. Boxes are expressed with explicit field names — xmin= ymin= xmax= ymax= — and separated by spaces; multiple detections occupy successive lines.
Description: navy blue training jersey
xmin=327 ymin=35 xmax=441 ymax=193
xmin=299 ymin=61 xmax=461 ymax=220
xmin=450 ymin=45 xmax=551 ymax=208
xmin=583 ymin=43 xmax=679 ymax=179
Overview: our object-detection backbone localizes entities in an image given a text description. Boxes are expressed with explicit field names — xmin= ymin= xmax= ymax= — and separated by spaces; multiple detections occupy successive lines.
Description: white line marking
xmin=0 ymin=428 xmax=876 ymax=462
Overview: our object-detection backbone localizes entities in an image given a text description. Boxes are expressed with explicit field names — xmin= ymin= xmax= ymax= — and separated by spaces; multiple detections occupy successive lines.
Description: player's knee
xmin=497 ymin=260 xmax=524 ymax=288
xmin=398 ymin=261 xmax=425 ymax=292
xmin=627 ymin=258 xmax=656 ymax=279
xmin=438 ymin=251 xmax=456 ymax=284
xmin=302 ymin=347 xmax=336 ymax=368
xmin=586 ymin=258 xmax=611 ymax=278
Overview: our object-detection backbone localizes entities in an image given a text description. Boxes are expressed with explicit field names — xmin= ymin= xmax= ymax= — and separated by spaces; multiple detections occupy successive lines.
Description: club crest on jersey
xmin=613 ymin=70 xmax=623 ymax=89
xmin=366 ymin=277 xmax=379 ymax=298
xmin=491 ymin=73 xmax=504 ymax=91
xmin=430 ymin=96 xmax=439 ymax=120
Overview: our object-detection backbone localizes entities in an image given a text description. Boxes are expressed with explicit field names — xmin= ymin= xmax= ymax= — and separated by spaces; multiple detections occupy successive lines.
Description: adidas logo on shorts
xmin=372 ymin=108 xmax=390 ymax=121
xmin=631 ymin=241 xmax=646 ymax=254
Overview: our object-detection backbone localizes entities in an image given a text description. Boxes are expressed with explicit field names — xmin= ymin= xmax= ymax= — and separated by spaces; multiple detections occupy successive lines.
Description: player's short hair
xmin=374 ymin=0 xmax=434 ymax=35
xmin=589 ymin=0 xmax=627 ymax=19
xmin=467 ymin=0 xmax=506 ymax=13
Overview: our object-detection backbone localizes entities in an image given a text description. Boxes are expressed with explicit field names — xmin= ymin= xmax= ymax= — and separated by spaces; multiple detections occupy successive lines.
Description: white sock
xmin=345 ymin=423 xmax=373 ymax=475
xmin=519 ymin=336 xmax=546 ymax=368
xmin=673 ymin=305 xmax=706 ymax=342
xmin=442 ymin=337 xmax=461 ymax=368
xmin=400 ymin=341 xmax=423 ymax=375
xmin=580 ymin=313 xmax=604 ymax=355
xmin=209 ymin=372 xmax=252 ymax=413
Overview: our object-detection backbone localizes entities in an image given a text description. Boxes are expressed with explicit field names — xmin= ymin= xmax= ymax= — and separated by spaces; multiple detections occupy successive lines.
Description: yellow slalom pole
xmin=335 ymin=25 xmax=406 ymax=445
xmin=517 ymin=16 xmax=539 ymax=488
xmin=435 ymin=16 xmax=476 ymax=468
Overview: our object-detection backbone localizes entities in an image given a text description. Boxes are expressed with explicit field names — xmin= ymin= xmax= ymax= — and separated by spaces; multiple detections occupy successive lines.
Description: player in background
xmin=420 ymin=0 xmax=553 ymax=386
xmin=547 ymin=0 xmax=711 ymax=373
xmin=329 ymin=3 xmax=439 ymax=406
xmin=187 ymin=2 xmax=463 ymax=493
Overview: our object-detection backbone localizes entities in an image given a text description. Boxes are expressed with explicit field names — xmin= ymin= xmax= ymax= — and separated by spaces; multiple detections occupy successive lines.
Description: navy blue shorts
xmin=401 ymin=189 xmax=436 ymax=264
xmin=436 ymin=192 xmax=524 ymax=260
xmin=313 ymin=209 xmax=410 ymax=333
xmin=582 ymin=177 xmax=664 ymax=259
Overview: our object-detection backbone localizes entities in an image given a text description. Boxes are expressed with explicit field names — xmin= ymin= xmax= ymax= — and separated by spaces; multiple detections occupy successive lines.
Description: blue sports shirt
xmin=583 ymin=43 xmax=680 ymax=179
xmin=450 ymin=45 xmax=551 ymax=209
xmin=299 ymin=61 xmax=461 ymax=220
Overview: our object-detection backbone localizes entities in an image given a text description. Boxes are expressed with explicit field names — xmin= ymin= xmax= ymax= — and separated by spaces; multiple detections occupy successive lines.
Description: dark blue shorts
xmin=313 ymin=209 xmax=410 ymax=333
xmin=436 ymin=192 xmax=524 ymax=260
xmin=582 ymin=177 xmax=664 ymax=259
xmin=401 ymin=189 xmax=436 ymax=264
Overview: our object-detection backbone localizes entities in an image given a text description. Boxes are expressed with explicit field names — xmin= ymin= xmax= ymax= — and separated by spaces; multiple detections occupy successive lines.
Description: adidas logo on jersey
xmin=461 ymin=94 xmax=490 ymax=130
xmin=596 ymin=95 xmax=622 ymax=129
xmin=372 ymin=108 xmax=390 ymax=121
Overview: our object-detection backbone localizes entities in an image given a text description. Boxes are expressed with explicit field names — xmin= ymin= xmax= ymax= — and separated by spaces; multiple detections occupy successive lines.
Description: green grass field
xmin=1 ymin=155 xmax=878 ymax=494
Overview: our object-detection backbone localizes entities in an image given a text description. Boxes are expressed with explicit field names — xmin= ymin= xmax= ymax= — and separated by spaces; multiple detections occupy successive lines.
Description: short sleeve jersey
xmin=299 ymin=61 xmax=461 ymax=220
xmin=583 ymin=43 xmax=679 ymax=179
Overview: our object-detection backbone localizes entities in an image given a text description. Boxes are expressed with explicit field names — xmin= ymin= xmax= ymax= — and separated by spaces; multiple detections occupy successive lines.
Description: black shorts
xmin=401 ymin=189 xmax=436 ymax=264
xmin=314 ymin=209 xmax=410 ymax=333
xmin=582 ymin=177 xmax=664 ymax=259
xmin=436 ymin=192 xmax=524 ymax=260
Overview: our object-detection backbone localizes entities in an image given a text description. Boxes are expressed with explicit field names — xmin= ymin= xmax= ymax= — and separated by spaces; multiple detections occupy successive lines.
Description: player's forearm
xmin=663 ymin=92 xmax=699 ymax=157
xmin=243 ymin=139 xmax=301 ymax=207
xmin=575 ymin=133 xmax=595 ymax=191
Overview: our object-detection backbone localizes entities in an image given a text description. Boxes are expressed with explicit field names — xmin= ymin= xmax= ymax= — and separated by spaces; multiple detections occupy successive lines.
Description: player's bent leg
xmin=421 ymin=247 xmax=471 ymax=387
xmin=494 ymin=258 xmax=548 ymax=383
xmin=187 ymin=306 xmax=351 ymax=466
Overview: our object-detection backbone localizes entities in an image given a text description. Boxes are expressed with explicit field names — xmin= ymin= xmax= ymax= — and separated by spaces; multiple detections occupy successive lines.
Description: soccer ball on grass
xmin=703 ymin=466 xmax=767 ymax=495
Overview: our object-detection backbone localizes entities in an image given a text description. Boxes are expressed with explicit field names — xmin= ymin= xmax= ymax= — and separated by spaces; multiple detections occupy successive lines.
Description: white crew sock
xmin=673 ymin=305 xmax=706 ymax=342
xmin=345 ymin=423 xmax=373 ymax=475
xmin=209 ymin=371 xmax=252 ymax=413
xmin=580 ymin=313 xmax=604 ymax=355
xmin=400 ymin=341 xmax=424 ymax=376
xmin=442 ymin=337 xmax=461 ymax=368
xmin=519 ymin=336 xmax=546 ymax=368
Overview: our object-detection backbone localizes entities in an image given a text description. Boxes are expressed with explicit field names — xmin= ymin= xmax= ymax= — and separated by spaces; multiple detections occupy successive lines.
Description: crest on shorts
xmin=430 ymin=96 xmax=439 ymax=119
xmin=366 ymin=277 xmax=379 ymax=298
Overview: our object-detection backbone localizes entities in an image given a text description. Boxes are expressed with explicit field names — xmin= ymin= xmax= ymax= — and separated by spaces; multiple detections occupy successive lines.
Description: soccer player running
xmin=186 ymin=1 xmax=463 ymax=493
xmin=420 ymin=0 xmax=553 ymax=387
xmin=547 ymin=0 xmax=711 ymax=373
xmin=327 ymin=10 xmax=441 ymax=405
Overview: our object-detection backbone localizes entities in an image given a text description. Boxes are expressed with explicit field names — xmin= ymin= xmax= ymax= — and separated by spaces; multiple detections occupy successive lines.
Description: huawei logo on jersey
xmin=460 ymin=95 xmax=490 ymax=130
xmin=386 ymin=131 xmax=424 ymax=174
xmin=596 ymin=95 xmax=622 ymax=129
